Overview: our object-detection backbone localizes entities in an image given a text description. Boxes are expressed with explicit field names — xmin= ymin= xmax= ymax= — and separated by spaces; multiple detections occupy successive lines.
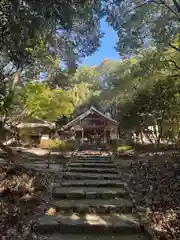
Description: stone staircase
xmin=32 ymin=155 xmax=150 ymax=239
xmin=78 ymin=143 xmax=107 ymax=151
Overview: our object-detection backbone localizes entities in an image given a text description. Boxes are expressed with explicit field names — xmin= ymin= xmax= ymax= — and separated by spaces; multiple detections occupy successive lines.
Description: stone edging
xmin=112 ymin=155 xmax=156 ymax=240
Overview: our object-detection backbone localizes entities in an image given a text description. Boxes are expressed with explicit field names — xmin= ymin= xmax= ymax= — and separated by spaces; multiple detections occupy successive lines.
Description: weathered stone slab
xmin=37 ymin=233 xmax=149 ymax=240
xmin=52 ymin=187 xmax=128 ymax=199
xmin=73 ymin=160 xmax=114 ymax=165
xmin=61 ymin=179 xmax=124 ymax=188
xmin=33 ymin=213 xmax=141 ymax=234
xmin=63 ymin=172 xmax=122 ymax=180
xmin=77 ymin=157 xmax=110 ymax=160
xmin=52 ymin=198 xmax=133 ymax=213
xmin=76 ymin=159 xmax=111 ymax=162
xmin=69 ymin=163 xmax=116 ymax=168
xmin=67 ymin=167 xmax=118 ymax=174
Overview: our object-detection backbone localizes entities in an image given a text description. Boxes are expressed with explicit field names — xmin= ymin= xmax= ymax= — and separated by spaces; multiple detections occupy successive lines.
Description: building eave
xmin=17 ymin=123 xmax=55 ymax=129
xmin=62 ymin=106 xmax=117 ymax=130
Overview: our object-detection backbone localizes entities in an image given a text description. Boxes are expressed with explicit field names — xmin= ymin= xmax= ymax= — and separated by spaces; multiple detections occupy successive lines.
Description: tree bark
xmin=156 ymin=119 xmax=164 ymax=149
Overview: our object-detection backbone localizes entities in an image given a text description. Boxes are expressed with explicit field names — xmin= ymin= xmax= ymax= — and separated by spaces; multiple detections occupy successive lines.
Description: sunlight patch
xmin=70 ymin=213 xmax=80 ymax=220
xmin=85 ymin=214 xmax=107 ymax=225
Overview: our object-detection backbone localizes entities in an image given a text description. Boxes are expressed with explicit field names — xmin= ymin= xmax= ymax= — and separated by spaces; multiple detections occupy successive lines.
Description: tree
xmin=95 ymin=45 xmax=180 ymax=146
xmin=121 ymin=76 xmax=180 ymax=147
xmin=12 ymin=82 xmax=75 ymax=123
xmin=69 ymin=65 xmax=103 ymax=112
xmin=0 ymin=0 xmax=105 ymax=155
xmin=106 ymin=0 xmax=180 ymax=56
xmin=0 ymin=77 xmax=75 ymax=156
xmin=72 ymin=66 xmax=101 ymax=86
xmin=0 ymin=1 xmax=104 ymax=124
xmin=0 ymin=0 xmax=104 ymax=70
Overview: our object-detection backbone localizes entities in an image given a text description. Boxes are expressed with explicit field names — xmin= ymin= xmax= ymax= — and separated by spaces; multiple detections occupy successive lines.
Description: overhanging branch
xmin=164 ymin=59 xmax=180 ymax=71
xmin=168 ymin=43 xmax=180 ymax=52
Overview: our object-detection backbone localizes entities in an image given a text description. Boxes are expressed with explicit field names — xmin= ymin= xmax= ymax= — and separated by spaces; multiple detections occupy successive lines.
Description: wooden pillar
xmin=81 ymin=128 xmax=84 ymax=144
xmin=104 ymin=120 xmax=106 ymax=144
xmin=116 ymin=122 xmax=119 ymax=144
xmin=104 ymin=128 xmax=106 ymax=143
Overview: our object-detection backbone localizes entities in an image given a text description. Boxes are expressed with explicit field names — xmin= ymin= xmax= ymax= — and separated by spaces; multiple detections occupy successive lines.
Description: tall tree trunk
xmin=156 ymin=119 xmax=164 ymax=149
xmin=140 ymin=131 xmax=144 ymax=144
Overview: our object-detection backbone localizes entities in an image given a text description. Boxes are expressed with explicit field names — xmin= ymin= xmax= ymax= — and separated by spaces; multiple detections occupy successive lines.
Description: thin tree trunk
xmin=144 ymin=132 xmax=154 ymax=144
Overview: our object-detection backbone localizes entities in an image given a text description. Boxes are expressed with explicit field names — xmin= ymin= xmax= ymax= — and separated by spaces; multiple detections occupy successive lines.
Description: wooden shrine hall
xmin=62 ymin=106 xmax=117 ymax=144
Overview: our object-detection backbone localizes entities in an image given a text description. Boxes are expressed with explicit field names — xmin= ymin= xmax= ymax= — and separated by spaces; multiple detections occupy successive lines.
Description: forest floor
xmin=115 ymin=151 xmax=180 ymax=240
xmin=0 ymin=164 xmax=50 ymax=239
xmin=0 ymin=149 xmax=71 ymax=239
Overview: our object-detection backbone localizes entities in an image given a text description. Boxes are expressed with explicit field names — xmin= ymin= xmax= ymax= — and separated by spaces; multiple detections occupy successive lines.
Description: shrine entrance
xmin=88 ymin=130 xmax=103 ymax=144
xmin=82 ymin=128 xmax=110 ymax=144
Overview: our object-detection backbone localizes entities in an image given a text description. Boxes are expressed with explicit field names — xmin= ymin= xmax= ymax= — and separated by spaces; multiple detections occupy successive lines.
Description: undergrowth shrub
xmin=116 ymin=145 xmax=133 ymax=152
xmin=40 ymin=139 xmax=77 ymax=151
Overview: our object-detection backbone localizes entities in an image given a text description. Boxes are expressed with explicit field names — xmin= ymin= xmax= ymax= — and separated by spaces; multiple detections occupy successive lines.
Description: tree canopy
xmin=106 ymin=0 xmax=180 ymax=56
xmin=0 ymin=0 xmax=180 ymax=150
xmin=0 ymin=0 xmax=104 ymax=69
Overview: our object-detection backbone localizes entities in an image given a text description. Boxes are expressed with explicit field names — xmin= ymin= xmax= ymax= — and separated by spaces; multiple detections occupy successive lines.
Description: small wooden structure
xmin=17 ymin=117 xmax=55 ymax=145
xmin=61 ymin=106 xmax=117 ymax=144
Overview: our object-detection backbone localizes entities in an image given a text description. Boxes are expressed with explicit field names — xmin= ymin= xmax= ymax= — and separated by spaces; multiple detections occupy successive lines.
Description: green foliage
xmin=40 ymin=139 xmax=77 ymax=151
xmin=95 ymin=45 xmax=180 ymax=146
xmin=70 ymin=82 xmax=92 ymax=107
xmin=69 ymin=66 xmax=102 ymax=111
xmin=23 ymin=82 xmax=74 ymax=121
xmin=0 ymin=0 xmax=180 ymax=153
xmin=122 ymin=77 xmax=180 ymax=128
xmin=0 ymin=0 xmax=104 ymax=69
xmin=116 ymin=145 xmax=133 ymax=152
xmin=72 ymin=66 xmax=101 ymax=86
xmin=106 ymin=0 xmax=180 ymax=55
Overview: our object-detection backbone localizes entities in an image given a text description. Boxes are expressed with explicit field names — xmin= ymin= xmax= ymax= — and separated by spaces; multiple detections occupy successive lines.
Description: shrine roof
xmin=17 ymin=116 xmax=55 ymax=129
xmin=62 ymin=106 xmax=117 ymax=130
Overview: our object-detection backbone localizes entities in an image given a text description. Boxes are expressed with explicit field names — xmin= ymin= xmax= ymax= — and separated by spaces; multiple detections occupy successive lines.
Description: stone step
xmin=33 ymin=213 xmax=141 ymax=234
xmin=60 ymin=179 xmax=124 ymax=188
xmin=77 ymin=155 xmax=110 ymax=157
xmin=52 ymin=187 xmax=128 ymax=199
xmin=35 ymin=233 xmax=149 ymax=240
xmin=77 ymin=154 xmax=109 ymax=156
xmin=63 ymin=172 xmax=122 ymax=180
xmin=69 ymin=163 xmax=116 ymax=168
xmin=52 ymin=198 xmax=133 ymax=213
xmin=65 ymin=167 xmax=118 ymax=174
xmin=77 ymin=157 xmax=110 ymax=161
xmin=73 ymin=160 xmax=114 ymax=164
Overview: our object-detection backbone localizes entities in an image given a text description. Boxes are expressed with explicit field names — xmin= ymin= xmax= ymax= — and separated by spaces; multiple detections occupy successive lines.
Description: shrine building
xmin=61 ymin=106 xmax=117 ymax=144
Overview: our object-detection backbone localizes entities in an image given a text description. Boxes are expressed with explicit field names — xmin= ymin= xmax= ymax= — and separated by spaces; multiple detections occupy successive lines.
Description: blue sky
xmin=81 ymin=20 xmax=120 ymax=66
xmin=41 ymin=20 xmax=120 ymax=79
